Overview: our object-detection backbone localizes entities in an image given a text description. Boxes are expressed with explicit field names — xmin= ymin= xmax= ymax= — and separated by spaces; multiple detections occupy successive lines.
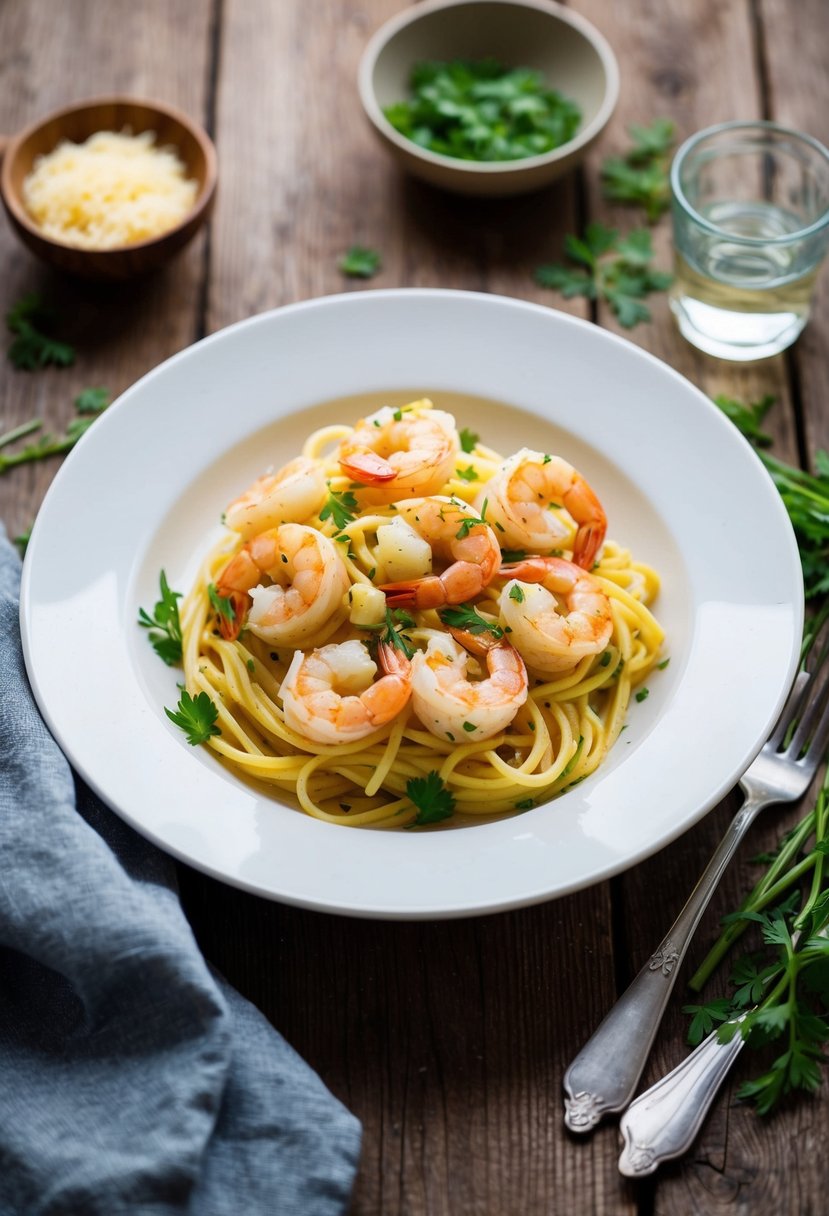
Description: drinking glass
xmin=669 ymin=120 xmax=829 ymax=360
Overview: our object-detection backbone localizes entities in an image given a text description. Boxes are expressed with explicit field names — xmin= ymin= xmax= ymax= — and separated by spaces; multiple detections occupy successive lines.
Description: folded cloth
xmin=0 ymin=530 xmax=361 ymax=1216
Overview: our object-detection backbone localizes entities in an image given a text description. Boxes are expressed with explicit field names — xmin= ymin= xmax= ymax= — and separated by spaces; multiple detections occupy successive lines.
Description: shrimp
xmin=338 ymin=400 xmax=459 ymax=503
xmin=280 ymin=639 xmax=412 ymax=745
xmin=224 ymin=456 xmax=327 ymax=540
xmin=215 ymin=523 xmax=349 ymax=645
xmin=498 ymin=556 xmax=612 ymax=676
xmin=479 ymin=448 xmax=607 ymax=569
xmin=410 ymin=628 xmax=528 ymax=742
xmin=379 ymin=497 xmax=501 ymax=609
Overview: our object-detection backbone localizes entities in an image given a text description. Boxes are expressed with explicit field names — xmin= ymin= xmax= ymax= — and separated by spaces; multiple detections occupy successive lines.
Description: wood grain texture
xmin=759 ymin=0 xmax=829 ymax=458
xmin=0 ymin=2 xmax=827 ymax=1213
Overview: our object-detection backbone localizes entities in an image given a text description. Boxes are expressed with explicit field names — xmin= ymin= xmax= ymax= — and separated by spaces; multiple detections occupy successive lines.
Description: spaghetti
xmin=180 ymin=399 xmax=664 ymax=827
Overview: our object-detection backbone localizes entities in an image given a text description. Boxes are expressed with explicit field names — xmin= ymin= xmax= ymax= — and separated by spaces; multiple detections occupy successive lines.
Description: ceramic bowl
xmin=358 ymin=0 xmax=619 ymax=196
xmin=0 ymin=96 xmax=217 ymax=280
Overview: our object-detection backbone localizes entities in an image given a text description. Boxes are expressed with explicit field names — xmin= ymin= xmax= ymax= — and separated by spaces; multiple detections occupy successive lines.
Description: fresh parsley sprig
xmin=319 ymin=487 xmax=359 ymax=531
xmin=0 ymin=387 xmax=110 ymax=474
xmin=207 ymin=582 xmax=236 ymax=629
xmin=165 ymin=690 xmax=221 ymax=746
xmin=439 ymin=602 xmax=504 ymax=639
xmin=459 ymin=427 xmax=479 ymax=454
xmin=138 ymin=570 xmax=183 ymax=666
xmin=380 ymin=607 xmax=416 ymax=659
xmin=535 ymin=223 xmax=672 ymax=328
xmin=713 ymin=394 xmax=829 ymax=599
xmin=406 ymin=770 xmax=456 ymax=826
xmin=600 ymin=118 xmax=676 ymax=223
xmin=6 ymin=293 xmax=76 ymax=370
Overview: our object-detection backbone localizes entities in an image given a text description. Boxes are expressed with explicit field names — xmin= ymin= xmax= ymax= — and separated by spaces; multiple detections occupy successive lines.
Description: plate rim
xmin=19 ymin=288 xmax=804 ymax=918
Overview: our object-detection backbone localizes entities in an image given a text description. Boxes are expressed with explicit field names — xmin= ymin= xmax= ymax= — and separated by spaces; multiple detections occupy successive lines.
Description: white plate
xmin=21 ymin=290 xmax=803 ymax=919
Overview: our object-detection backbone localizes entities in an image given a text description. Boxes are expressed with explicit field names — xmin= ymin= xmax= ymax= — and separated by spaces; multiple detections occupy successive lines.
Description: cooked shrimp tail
xmin=339 ymin=449 xmax=397 ymax=484
xmin=378 ymin=497 xmax=501 ymax=609
xmin=481 ymin=449 xmax=607 ymax=569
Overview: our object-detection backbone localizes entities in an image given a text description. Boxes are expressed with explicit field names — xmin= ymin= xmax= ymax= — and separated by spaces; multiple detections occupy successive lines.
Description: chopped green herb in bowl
xmin=358 ymin=1 xmax=618 ymax=197
xmin=384 ymin=59 xmax=581 ymax=163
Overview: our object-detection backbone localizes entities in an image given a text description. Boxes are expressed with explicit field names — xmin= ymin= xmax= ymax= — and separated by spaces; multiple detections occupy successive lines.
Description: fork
xmin=563 ymin=651 xmax=829 ymax=1134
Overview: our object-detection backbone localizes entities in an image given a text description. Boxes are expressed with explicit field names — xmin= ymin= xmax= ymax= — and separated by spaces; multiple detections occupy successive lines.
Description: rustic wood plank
xmin=0 ymin=0 xmax=215 ymax=541
xmin=759 ymin=0 xmax=829 ymax=456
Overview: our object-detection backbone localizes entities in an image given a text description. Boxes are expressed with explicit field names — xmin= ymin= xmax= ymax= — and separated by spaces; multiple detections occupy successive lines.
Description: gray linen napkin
xmin=0 ymin=531 xmax=361 ymax=1216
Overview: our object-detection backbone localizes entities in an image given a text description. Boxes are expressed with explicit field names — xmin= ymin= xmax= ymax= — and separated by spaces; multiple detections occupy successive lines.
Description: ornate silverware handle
xmin=617 ymin=1017 xmax=746 ymax=1176
xmin=562 ymin=792 xmax=764 ymax=1133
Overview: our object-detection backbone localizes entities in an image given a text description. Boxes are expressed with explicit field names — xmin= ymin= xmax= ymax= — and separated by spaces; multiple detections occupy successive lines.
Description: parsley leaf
xmin=207 ymin=582 xmax=236 ymax=627
xmin=380 ymin=607 xmax=416 ymax=659
xmin=138 ymin=570 xmax=183 ymax=666
xmin=164 ymin=690 xmax=221 ymax=746
xmin=459 ymin=427 xmax=479 ymax=453
xmin=319 ymin=487 xmax=359 ymax=530
xmin=406 ymin=771 xmax=456 ymax=826
xmin=6 ymin=293 xmax=76 ymax=370
xmin=600 ymin=118 xmax=676 ymax=223
xmin=455 ymin=464 xmax=479 ymax=482
xmin=682 ymin=997 xmax=733 ymax=1047
xmin=713 ymin=394 xmax=829 ymax=599
xmin=439 ymin=602 xmax=504 ymax=639
xmin=534 ymin=223 xmax=671 ymax=328
xmin=713 ymin=393 xmax=775 ymax=448
xmin=384 ymin=59 xmax=581 ymax=163
xmin=0 ymin=387 xmax=110 ymax=474
xmin=338 ymin=246 xmax=382 ymax=279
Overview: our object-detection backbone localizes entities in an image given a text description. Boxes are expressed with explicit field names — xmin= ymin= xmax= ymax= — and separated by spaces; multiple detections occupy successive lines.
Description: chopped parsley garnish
xmin=338 ymin=245 xmax=382 ymax=279
xmin=534 ymin=223 xmax=672 ymax=329
xmin=406 ymin=771 xmax=456 ymax=826
xmin=138 ymin=570 xmax=183 ymax=666
xmin=657 ymin=657 xmax=670 ymax=670
xmin=455 ymin=499 xmax=488 ymax=539
xmin=459 ymin=427 xmax=479 ymax=453
xmin=635 ymin=686 xmax=650 ymax=703
xmin=439 ymin=602 xmax=504 ymax=639
xmin=6 ymin=293 xmax=75 ymax=370
xmin=462 ymin=721 xmax=477 ymax=733
xmin=379 ymin=607 xmax=416 ymax=659
xmin=208 ymin=582 xmax=236 ymax=627
xmin=383 ymin=59 xmax=581 ymax=163
xmin=164 ymin=690 xmax=221 ymax=746
xmin=455 ymin=464 xmax=479 ymax=482
xmin=500 ymin=549 xmax=527 ymax=563
xmin=508 ymin=583 xmax=525 ymax=603
xmin=515 ymin=797 xmax=534 ymax=810
xmin=319 ymin=487 xmax=359 ymax=530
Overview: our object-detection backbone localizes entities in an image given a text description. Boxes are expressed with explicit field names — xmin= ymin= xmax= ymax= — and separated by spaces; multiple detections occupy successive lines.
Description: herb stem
xmin=0 ymin=418 xmax=42 ymax=449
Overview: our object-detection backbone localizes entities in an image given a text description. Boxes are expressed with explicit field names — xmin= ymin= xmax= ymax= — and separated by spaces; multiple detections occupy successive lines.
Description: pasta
xmin=180 ymin=398 xmax=664 ymax=828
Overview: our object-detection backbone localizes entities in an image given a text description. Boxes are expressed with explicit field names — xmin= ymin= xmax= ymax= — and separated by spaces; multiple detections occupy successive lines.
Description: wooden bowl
xmin=358 ymin=0 xmax=619 ymax=197
xmin=0 ymin=96 xmax=217 ymax=280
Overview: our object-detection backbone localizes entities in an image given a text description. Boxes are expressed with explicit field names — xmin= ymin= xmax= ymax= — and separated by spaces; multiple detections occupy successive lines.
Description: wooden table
xmin=1 ymin=3 xmax=827 ymax=1212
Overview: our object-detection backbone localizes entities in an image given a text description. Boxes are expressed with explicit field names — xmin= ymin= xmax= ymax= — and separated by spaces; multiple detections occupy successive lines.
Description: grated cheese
xmin=22 ymin=129 xmax=199 ymax=250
